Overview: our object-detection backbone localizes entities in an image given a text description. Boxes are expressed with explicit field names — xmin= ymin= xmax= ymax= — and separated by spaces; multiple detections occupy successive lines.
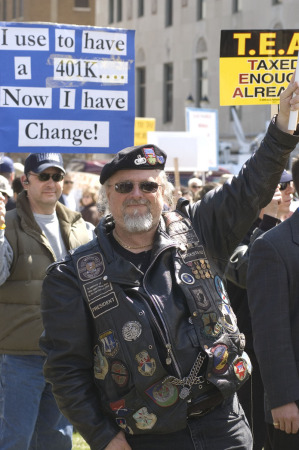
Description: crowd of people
xmin=0 ymin=77 xmax=299 ymax=450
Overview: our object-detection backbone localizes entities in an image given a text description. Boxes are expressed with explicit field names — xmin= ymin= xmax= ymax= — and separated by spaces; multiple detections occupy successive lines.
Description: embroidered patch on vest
xmin=99 ymin=330 xmax=119 ymax=358
xmin=77 ymin=253 xmax=105 ymax=281
xmin=214 ymin=275 xmax=229 ymax=304
xmin=181 ymin=273 xmax=195 ymax=284
xmin=116 ymin=418 xmax=133 ymax=434
xmin=167 ymin=220 xmax=191 ymax=236
xmin=89 ymin=293 xmax=119 ymax=318
xmin=233 ymin=358 xmax=247 ymax=381
xmin=110 ymin=399 xmax=133 ymax=416
xmin=211 ymin=344 xmax=229 ymax=374
xmin=145 ymin=380 xmax=179 ymax=407
xmin=122 ymin=321 xmax=142 ymax=342
xmin=133 ymin=407 xmax=157 ymax=430
xmin=93 ymin=345 xmax=108 ymax=380
xmin=111 ymin=360 xmax=130 ymax=387
xmin=189 ymin=286 xmax=211 ymax=311
xmin=202 ymin=312 xmax=222 ymax=336
xmin=83 ymin=277 xmax=112 ymax=303
xmin=136 ymin=350 xmax=156 ymax=376
xmin=179 ymin=245 xmax=206 ymax=264
xmin=218 ymin=303 xmax=238 ymax=333
xmin=241 ymin=351 xmax=252 ymax=375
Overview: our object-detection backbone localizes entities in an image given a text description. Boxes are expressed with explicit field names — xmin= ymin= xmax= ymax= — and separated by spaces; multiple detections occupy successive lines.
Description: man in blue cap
xmin=0 ymin=153 xmax=94 ymax=450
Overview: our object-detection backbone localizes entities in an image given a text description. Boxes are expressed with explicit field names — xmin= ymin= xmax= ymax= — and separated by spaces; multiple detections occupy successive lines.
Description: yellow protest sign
xmin=220 ymin=30 xmax=299 ymax=105
xmin=134 ymin=117 xmax=156 ymax=146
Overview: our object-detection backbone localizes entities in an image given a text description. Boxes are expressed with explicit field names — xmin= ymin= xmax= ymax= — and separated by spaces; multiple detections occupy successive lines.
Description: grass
xmin=72 ymin=432 xmax=90 ymax=449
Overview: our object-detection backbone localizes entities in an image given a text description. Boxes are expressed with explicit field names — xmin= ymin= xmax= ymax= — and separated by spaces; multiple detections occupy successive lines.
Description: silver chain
xmin=163 ymin=352 xmax=206 ymax=399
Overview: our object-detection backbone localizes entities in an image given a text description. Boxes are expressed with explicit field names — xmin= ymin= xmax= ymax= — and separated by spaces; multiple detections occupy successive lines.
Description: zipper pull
xmin=165 ymin=343 xmax=172 ymax=365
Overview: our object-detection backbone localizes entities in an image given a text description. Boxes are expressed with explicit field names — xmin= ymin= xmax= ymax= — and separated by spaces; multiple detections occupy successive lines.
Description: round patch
xmin=211 ymin=344 xmax=229 ymax=374
xmin=111 ymin=360 xmax=129 ymax=387
xmin=181 ymin=273 xmax=195 ymax=285
xmin=122 ymin=321 xmax=142 ymax=342
xmin=77 ymin=253 xmax=105 ymax=281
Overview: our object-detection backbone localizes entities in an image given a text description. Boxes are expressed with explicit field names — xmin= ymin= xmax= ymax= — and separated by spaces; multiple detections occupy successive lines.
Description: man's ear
xmin=21 ymin=174 xmax=29 ymax=186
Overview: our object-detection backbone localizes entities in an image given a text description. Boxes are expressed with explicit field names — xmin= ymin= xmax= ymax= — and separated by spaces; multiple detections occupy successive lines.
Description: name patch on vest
xmin=89 ymin=293 xmax=119 ymax=318
xmin=83 ymin=278 xmax=112 ymax=303
xmin=179 ymin=244 xmax=206 ymax=264
xmin=77 ymin=253 xmax=105 ymax=281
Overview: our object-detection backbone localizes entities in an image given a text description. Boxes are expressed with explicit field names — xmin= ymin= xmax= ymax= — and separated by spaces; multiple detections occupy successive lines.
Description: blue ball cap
xmin=0 ymin=156 xmax=14 ymax=173
xmin=24 ymin=153 xmax=65 ymax=175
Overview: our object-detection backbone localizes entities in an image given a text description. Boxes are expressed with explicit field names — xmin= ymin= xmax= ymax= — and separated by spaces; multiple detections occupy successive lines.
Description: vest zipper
xmin=143 ymin=245 xmax=182 ymax=379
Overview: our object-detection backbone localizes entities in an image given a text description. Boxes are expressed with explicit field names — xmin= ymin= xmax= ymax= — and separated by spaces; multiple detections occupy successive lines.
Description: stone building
xmin=1 ymin=0 xmax=299 ymax=162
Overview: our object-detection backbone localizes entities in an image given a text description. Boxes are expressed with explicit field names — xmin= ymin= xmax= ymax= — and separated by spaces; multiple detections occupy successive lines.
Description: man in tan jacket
xmin=0 ymin=152 xmax=93 ymax=450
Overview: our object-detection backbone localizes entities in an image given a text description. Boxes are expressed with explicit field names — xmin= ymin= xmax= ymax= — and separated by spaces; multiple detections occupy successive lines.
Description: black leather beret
xmin=100 ymin=144 xmax=167 ymax=184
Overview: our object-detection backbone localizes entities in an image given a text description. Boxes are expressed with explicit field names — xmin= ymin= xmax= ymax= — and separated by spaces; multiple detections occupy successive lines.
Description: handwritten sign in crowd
xmin=0 ymin=22 xmax=135 ymax=153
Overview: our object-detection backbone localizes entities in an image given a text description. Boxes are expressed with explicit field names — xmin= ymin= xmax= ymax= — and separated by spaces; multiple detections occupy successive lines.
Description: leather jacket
xmin=40 ymin=120 xmax=299 ymax=449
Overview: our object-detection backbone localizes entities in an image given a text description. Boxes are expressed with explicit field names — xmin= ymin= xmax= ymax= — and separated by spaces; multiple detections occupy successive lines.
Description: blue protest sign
xmin=0 ymin=22 xmax=135 ymax=153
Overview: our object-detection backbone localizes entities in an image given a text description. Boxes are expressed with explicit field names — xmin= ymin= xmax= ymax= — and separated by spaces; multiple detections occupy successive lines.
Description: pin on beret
xmin=100 ymin=144 xmax=167 ymax=185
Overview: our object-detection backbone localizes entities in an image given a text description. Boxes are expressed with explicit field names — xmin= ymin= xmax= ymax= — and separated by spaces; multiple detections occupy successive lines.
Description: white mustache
xmin=124 ymin=199 xmax=149 ymax=207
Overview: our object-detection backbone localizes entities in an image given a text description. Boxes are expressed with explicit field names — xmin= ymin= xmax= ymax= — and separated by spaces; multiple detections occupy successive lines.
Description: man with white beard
xmin=40 ymin=78 xmax=299 ymax=450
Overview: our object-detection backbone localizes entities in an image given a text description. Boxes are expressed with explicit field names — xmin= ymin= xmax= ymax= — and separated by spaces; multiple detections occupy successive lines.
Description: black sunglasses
xmin=109 ymin=181 xmax=162 ymax=194
xmin=29 ymin=172 xmax=64 ymax=182
xmin=279 ymin=181 xmax=291 ymax=191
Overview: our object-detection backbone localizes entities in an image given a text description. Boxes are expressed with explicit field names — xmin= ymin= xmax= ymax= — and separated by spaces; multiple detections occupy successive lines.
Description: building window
xmin=196 ymin=58 xmax=208 ymax=107
xmin=163 ymin=63 xmax=173 ymax=123
xmin=117 ymin=0 xmax=122 ymax=21
xmin=19 ymin=0 xmax=23 ymax=17
xmin=136 ymin=67 xmax=146 ymax=117
xmin=138 ymin=0 xmax=144 ymax=17
xmin=165 ymin=0 xmax=173 ymax=27
xmin=108 ymin=0 xmax=114 ymax=23
xmin=197 ymin=0 xmax=206 ymax=20
xmin=74 ymin=0 xmax=89 ymax=7
xmin=12 ymin=0 xmax=17 ymax=18
xmin=232 ymin=0 xmax=242 ymax=13
xmin=152 ymin=0 xmax=157 ymax=14
xmin=2 ymin=0 xmax=6 ymax=20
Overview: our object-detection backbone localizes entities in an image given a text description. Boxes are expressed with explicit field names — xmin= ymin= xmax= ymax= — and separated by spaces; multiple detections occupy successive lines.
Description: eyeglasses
xmin=64 ymin=180 xmax=74 ymax=185
xmin=279 ymin=181 xmax=292 ymax=191
xmin=108 ymin=181 xmax=162 ymax=194
xmin=191 ymin=185 xmax=201 ymax=189
xmin=29 ymin=172 xmax=64 ymax=182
